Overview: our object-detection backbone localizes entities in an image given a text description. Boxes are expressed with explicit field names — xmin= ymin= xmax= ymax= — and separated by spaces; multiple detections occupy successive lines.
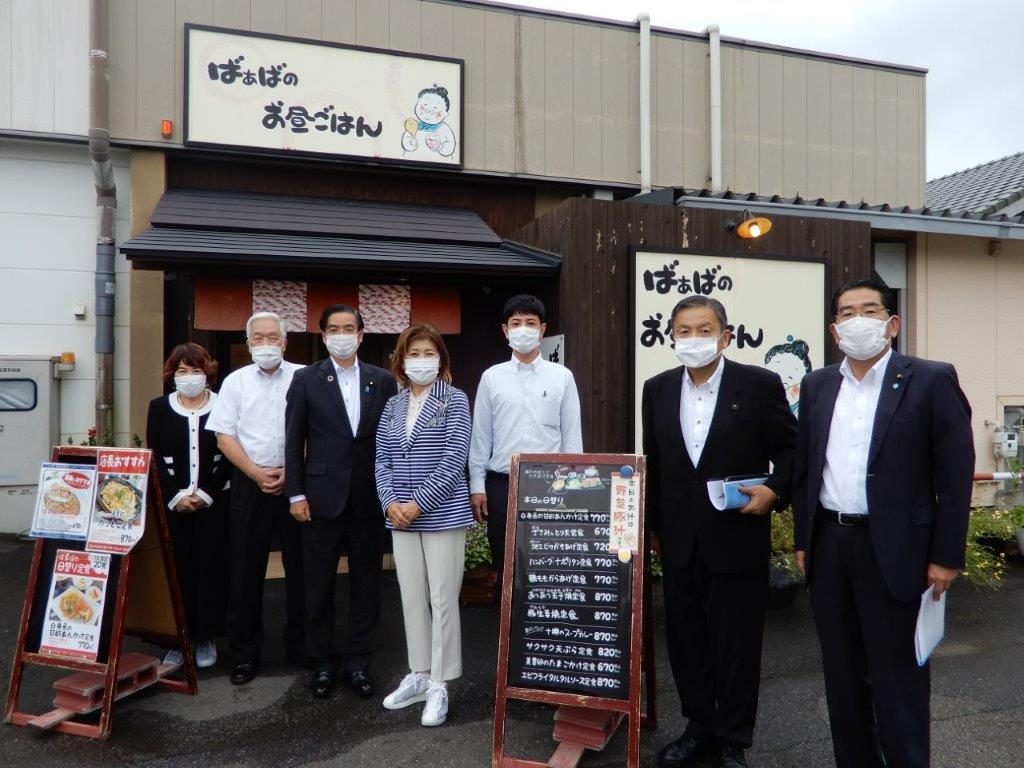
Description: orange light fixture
xmin=728 ymin=209 xmax=772 ymax=239
xmin=161 ymin=119 xmax=173 ymax=139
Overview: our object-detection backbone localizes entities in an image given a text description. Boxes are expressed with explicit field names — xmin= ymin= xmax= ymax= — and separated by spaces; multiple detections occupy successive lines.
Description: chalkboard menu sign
xmin=508 ymin=462 xmax=632 ymax=698
xmin=492 ymin=453 xmax=652 ymax=768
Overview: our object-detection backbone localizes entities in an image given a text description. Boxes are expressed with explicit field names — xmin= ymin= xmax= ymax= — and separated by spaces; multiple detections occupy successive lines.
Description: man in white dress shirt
xmin=205 ymin=312 xmax=306 ymax=685
xmin=469 ymin=295 xmax=583 ymax=586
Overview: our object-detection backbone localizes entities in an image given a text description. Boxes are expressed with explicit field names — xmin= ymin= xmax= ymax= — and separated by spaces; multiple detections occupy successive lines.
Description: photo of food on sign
xmin=95 ymin=475 xmax=143 ymax=524
xmin=48 ymin=577 xmax=104 ymax=628
xmin=517 ymin=463 xmax=615 ymax=513
xmin=550 ymin=465 xmax=606 ymax=493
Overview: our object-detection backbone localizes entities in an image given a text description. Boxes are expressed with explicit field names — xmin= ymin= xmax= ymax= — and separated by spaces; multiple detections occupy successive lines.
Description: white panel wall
xmin=0 ymin=0 xmax=89 ymax=136
xmin=0 ymin=140 xmax=133 ymax=444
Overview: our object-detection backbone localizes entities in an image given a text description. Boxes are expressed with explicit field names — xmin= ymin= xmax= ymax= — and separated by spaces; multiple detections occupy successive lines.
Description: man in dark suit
xmin=793 ymin=278 xmax=974 ymax=768
xmin=285 ymin=304 xmax=398 ymax=699
xmin=643 ymin=296 xmax=797 ymax=768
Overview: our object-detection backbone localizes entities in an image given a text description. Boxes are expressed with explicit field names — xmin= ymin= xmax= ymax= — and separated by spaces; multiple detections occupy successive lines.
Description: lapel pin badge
xmin=327 ymin=375 xmax=335 ymax=382
xmin=731 ymin=403 xmax=739 ymax=411
xmin=893 ymin=383 xmax=899 ymax=390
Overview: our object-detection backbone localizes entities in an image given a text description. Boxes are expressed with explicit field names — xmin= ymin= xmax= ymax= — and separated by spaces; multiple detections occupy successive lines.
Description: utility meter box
xmin=0 ymin=356 xmax=62 ymax=533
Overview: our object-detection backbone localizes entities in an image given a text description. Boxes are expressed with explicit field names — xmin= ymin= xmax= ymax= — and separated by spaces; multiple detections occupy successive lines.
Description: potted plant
xmin=968 ymin=506 xmax=1018 ymax=559
xmin=460 ymin=522 xmax=498 ymax=604
xmin=1009 ymin=505 xmax=1024 ymax=556
xmin=768 ymin=508 xmax=803 ymax=609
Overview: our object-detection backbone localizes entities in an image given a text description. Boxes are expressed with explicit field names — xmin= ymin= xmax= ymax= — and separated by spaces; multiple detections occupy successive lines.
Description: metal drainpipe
xmin=708 ymin=24 xmax=722 ymax=191
xmin=638 ymin=13 xmax=652 ymax=194
xmin=90 ymin=0 xmax=117 ymax=442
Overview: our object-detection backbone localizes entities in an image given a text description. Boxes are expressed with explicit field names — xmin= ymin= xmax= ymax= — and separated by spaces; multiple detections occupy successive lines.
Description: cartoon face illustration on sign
xmin=764 ymin=336 xmax=813 ymax=416
xmin=401 ymin=84 xmax=457 ymax=158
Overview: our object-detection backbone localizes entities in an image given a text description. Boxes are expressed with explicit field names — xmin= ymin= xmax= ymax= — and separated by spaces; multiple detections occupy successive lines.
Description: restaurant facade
xmin=2 ymin=0 xmax=1023 ymax=531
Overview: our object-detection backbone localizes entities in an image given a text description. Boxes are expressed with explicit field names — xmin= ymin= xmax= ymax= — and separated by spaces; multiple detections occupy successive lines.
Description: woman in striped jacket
xmin=375 ymin=323 xmax=473 ymax=727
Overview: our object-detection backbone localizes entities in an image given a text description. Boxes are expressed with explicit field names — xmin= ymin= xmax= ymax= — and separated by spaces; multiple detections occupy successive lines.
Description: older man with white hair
xmin=206 ymin=311 xmax=306 ymax=685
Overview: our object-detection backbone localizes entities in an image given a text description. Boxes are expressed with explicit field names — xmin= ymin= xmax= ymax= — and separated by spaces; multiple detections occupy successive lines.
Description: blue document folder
xmin=706 ymin=475 xmax=769 ymax=511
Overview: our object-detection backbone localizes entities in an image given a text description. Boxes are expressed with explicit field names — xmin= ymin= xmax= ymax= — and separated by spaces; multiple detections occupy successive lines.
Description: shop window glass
xmin=0 ymin=379 xmax=37 ymax=411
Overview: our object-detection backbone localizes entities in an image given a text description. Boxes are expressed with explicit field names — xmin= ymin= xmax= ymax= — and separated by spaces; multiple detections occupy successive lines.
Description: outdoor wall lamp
xmin=727 ymin=209 xmax=773 ymax=239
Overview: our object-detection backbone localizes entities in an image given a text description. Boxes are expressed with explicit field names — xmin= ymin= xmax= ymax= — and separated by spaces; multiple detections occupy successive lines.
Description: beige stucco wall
xmin=103 ymin=0 xmax=925 ymax=204
xmin=128 ymin=150 xmax=166 ymax=443
xmin=908 ymin=233 xmax=1024 ymax=479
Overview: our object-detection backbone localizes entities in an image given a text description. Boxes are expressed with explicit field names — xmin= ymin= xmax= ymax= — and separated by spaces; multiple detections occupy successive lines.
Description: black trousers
xmin=810 ymin=519 xmax=930 ymax=768
xmin=484 ymin=471 xmax=510 ymax=587
xmin=302 ymin=509 xmax=385 ymax=673
xmin=662 ymin=551 xmax=768 ymax=748
xmin=167 ymin=501 xmax=228 ymax=642
xmin=226 ymin=470 xmax=306 ymax=664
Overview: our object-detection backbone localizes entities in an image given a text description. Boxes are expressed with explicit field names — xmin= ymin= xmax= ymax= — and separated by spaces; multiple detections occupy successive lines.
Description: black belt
xmin=819 ymin=508 xmax=869 ymax=527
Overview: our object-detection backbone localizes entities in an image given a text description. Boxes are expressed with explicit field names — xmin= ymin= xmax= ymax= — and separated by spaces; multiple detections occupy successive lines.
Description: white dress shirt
xmin=680 ymin=356 xmax=725 ymax=466
xmin=334 ymin=358 xmax=361 ymax=433
xmin=167 ymin=391 xmax=218 ymax=510
xmin=205 ymin=360 xmax=300 ymax=467
xmin=405 ymin=387 xmax=430 ymax=439
xmin=819 ymin=348 xmax=892 ymax=516
xmin=469 ymin=354 xmax=583 ymax=494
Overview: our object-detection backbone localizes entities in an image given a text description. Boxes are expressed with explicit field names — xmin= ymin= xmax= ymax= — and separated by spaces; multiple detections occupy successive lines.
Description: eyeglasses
xmin=835 ymin=306 xmax=889 ymax=322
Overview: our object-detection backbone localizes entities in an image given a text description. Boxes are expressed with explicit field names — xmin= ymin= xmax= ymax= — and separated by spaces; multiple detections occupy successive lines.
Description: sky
xmin=509 ymin=0 xmax=1023 ymax=181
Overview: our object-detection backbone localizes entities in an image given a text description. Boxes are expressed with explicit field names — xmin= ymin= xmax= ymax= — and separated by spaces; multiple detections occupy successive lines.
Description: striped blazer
xmin=375 ymin=380 xmax=473 ymax=532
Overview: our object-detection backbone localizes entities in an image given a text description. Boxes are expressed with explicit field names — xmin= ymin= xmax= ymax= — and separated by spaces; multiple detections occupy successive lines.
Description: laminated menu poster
xmin=85 ymin=449 xmax=151 ymax=555
xmin=30 ymin=463 xmax=97 ymax=541
xmin=508 ymin=462 xmax=632 ymax=700
xmin=39 ymin=549 xmax=111 ymax=662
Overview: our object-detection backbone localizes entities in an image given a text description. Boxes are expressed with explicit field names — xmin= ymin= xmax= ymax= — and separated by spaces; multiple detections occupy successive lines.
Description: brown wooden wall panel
xmin=411 ymin=287 xmax=461 ymax=334
xmin=514 ymin=199 xmax=871 ymax=453
xmin=167 ymin=156 xmax=537 ymax=239
xmin=194 ymin=277 xmax=253 ymax=330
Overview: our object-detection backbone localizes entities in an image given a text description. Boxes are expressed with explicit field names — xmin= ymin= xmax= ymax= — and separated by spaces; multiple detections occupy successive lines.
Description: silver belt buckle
xmin=837 ymin=511 xmax=855 ymax=526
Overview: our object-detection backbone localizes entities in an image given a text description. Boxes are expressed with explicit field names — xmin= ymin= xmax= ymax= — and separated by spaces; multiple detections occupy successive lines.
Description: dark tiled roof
xmin=660 ymin=187 xmax=1024 ymax=226
xmin=926 ymin=152 xmax=1024 ymax=215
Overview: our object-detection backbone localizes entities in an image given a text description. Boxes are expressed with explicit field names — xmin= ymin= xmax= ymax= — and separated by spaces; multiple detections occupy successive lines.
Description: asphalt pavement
xmin=1 ymin=534 xmax=1021 ymax=767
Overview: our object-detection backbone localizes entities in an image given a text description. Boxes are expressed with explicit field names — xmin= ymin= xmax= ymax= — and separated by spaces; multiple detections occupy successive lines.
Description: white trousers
xmin=391 ymin=527 xmax=467 ymax=682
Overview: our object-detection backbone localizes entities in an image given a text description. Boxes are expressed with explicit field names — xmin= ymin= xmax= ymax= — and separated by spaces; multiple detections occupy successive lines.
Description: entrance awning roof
xmin=121 ymin=189 xmax=562 ymax=275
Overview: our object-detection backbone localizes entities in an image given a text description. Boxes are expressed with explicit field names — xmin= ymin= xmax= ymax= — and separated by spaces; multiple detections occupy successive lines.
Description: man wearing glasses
xmin=792 ymin=279 xmax=974 ymax=768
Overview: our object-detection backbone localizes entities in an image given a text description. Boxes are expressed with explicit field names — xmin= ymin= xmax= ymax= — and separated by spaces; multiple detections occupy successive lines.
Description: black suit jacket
xmin=792 ymin=351 xmax=975 ymax=602
xmin=642 ymin=358 xmax=797 ymax=572
xmin=285 ymin=359 xmax=397 ymax=520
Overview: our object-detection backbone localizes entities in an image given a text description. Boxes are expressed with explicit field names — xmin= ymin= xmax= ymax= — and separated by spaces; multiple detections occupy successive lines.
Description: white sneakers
xmin=383 ymin=673 xmax=449 ymax=726
xmin=163 ymin=642 xmax=217 ymax=669
xmin=421 ymin=684 xmax=448 ymax=727
xmin=195 ymin=641 xmax=218 ymax=668
xmin=383 ymin=672 xmax=430 ymax=710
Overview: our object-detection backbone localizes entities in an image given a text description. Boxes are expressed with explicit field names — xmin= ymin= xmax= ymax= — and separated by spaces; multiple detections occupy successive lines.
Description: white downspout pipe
xmin=708 ymin=24 xmax=722 ymax=191
xmin=638 ymin=13 xmax=652 ymax=194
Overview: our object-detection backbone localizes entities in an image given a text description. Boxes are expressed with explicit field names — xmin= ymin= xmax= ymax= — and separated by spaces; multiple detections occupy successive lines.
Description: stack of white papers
xmin=915 ymin=585 xmax=946 ymax=666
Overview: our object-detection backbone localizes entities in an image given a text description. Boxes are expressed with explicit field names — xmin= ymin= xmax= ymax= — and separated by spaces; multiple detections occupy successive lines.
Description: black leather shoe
xmin=657 ymin=734 xmax=715 ymax=768
xmin=229 ymin=661 xmax=259 ymax=686
xmin=718 ymin=745 xmax=749 ymax=768
xmin=347 ymin=670 xmax=374 ymax=698
xmin=311 ymin=670 xmax=335 ymax=699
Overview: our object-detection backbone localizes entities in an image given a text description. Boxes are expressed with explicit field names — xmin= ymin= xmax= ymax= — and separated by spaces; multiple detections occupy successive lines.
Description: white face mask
xmin=507 ymin=326 xmax=541 ymax=355
xmin=174 ymin=373 xmax=207 ymax=398
xmin=835 ymin=316 xmax=891 ymax=361
xmin=250 ymin=345 xmax=284 ymax=370
xmin=325 ymin=333 xmax=359 ymax=360
xmin=672 ymin=334 xmax=722 ymax=369
xmin=404 ymin=357 xmax=440 ymax=387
